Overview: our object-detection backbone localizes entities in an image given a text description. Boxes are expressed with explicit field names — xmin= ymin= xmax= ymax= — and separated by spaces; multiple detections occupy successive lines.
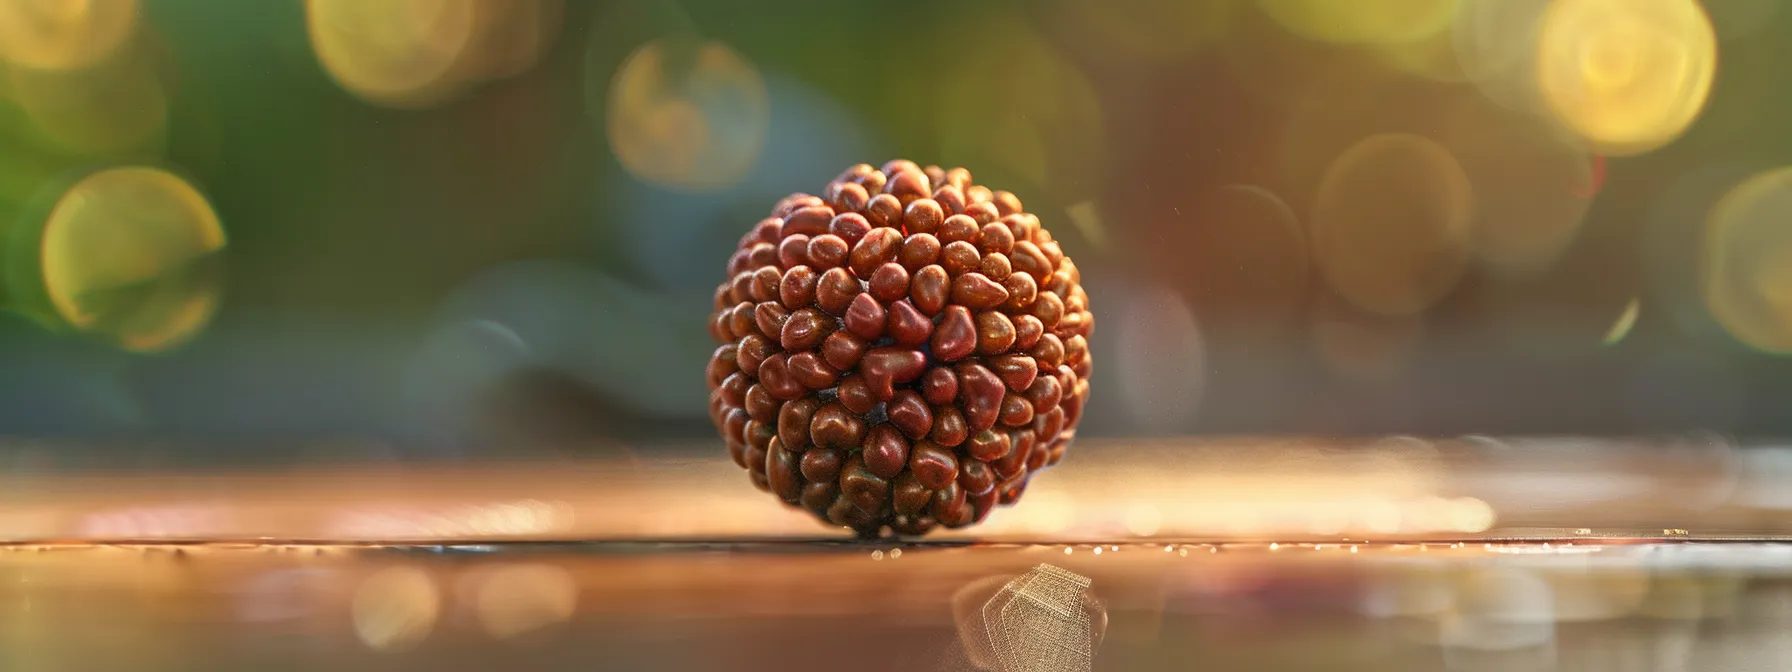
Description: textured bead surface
xmin=706 ymin=160 xmax=1093 ymax=537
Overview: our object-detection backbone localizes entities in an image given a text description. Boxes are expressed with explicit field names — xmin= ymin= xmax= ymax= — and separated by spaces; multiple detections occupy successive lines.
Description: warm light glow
xmin=1260 ymin=0 xmax=1459 ymax=45
xmin=353 ymin=567 xmax=441 ymax=652
xmin=1604 ymin=298 xmax=1641 ymax=345
xmin=307 ymin=0 xmax=478 ymax=108
xmin=6 ymin=48 xmax=169 ymax=155
xmin=37 ymin=167 xmax=226 ymax=352
xmin=472 ymin=564 xmax=577 ymax=640
xmin=605 ymin=37 xmax=769 ymax=191
xmin=0 ymin=0 xmax=138 ymax=71
xmin=1311 ymin=133 xmax=1473 ymax=315
xmin=1702 ymin=168 xmax=1792 ymax=353
xmin=1537 ymin=0 xmax=1717 ymax=156
xmin=938 ymin=16 xmax=1104 ymax=195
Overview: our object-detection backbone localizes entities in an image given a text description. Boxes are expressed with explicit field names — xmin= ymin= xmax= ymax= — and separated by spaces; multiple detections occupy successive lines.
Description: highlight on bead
xmin=1535 ymin=0 xmax=1717 ymax=156
xmin=605 ymin=36 xmax=769 ymax=191
xmin=705 ymin=161 xmax=1093 ymax=537
xmin=25 ymin=166 xmax=226 ymax=353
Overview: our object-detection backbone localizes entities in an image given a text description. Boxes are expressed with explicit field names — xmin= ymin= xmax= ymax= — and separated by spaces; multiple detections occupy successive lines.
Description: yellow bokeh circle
xmin=1703 ymin=167 xmax=1792 ymax=354
xmin=1537 ymin=0 xmax=1717 ymax=156
xmin=0 ymin=0 xmax=139 ymax=71
xmin=39 ymin=167 xmax=226 ymax=352
xmin=1259 ymin=0 xmax=1458 ymax=45
xmin=307 ymin=0 xmax=479 ymax=108
xmin=1311 ymin=133 xmax=1473 ymax=316
xmin=605 ymin=37 xmax=770 ymax=191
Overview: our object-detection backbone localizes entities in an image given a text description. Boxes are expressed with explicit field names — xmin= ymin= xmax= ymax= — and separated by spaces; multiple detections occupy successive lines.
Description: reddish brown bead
xmin=767 ymin=440 xmax=803 ymax=503
xmin=780 ymin=308 xmax=832 ymax=352
xmin=861 ymin=424 xmax=910 ymax=480
xmin=744 ymin=385 xmax=779 ymax=422
xmin=978 ymin=223 xmax=1015 ymax=255
xmin=860 ymin=347 xmax=927 ymax=401
xmin=821 ymin=331 xmax=867 ymax=371
xmin=828 ymin=212 xmax=871 ymax=248
xmin=965 ymin=429 xmax=1010 ymax=462
xmin=892 ymin=472 xmax=933 ymax=516
xmin=810 ymin=402 xmax=867 ymax=449
xmin=784 ymin=205 xmax=834 ymax=237
xmin=957 ymin=362 xmax=1005 ymax=432
xmin=788 ymin=352 xmax=840 ymax=390
xmin=978 ymin=252 xmax=1012 ymax=282
xmin=958 ymin=459 xmax=996 ymax=496
xmin=780 ymin=266 xmax=818 ymax=309
xmin=921 ymin=367 xmax=959 ymax=406
xmin=939 ymin=214 xmax=980 ymax=245
xmin=800 ymin=447 xmax=843 ymax=482
xmin=708 ymin=159 xmax=1090 ymax=537
xmin=843 ymin=293 xmax=886 ymax=341
xmin=898 ymin=233 xmax=942 ymax=271
xmin=779 ymin=397 xmax=823 ymax=450
xmin=932 ymin=185 xmax=967 ymax=215
xmin=868 ymin=263 xmax=910 ymax=302
xmin=930 ymin=406 xmax=969 ymax=447
xmin=836 ymin=375 xmax=876 ymax=414
xmin=887 ymin=389 xmax=933 ymax=439
xmin=940 ymin=241 xmax=982 ymax=276
xmin=930 ymin=306 xmax=977 ymax=362
xmin=849 ymin=227 xmax=902 ymax=279
xmin=865 ymin=193 xmax=902 ymax=229
xmin=831 ymin=181 xmax=869 ymax=214
xmin=1012 ymin=314 xmax=1045 ymax=351
xmin=754 ymin=302 xmax=791 ymax=341
xmin=975 ymin=311 xmax=1017 ymax=355
xmin=999 ymin=393 xmax=1035 ymax=427
xmin=737 ymin=334 xmax=773 ymax=376
xmin=884 ymin=169 xmax=931 ymax=205
xmin=987 ymin=354 xmax=1038 ymax=393
xmin=965 ymin=201 xmax=1000 ymax=225
xmin=902 ymin=198 xmax=944 ymax=236
xmin=910 ymin=265 xmax=950 ymax=315
xmin=807 ymin=235 xmax=849 ymax=270
xmin=814 ymin=267 xmax=861 ymax=315
xmin=909 ymin=442 xmax=959 ymax=490
xmin=886 ymin=299 xmax=932 ymax=348
xmin=950 ymin=273 xmax=1009 ymax=310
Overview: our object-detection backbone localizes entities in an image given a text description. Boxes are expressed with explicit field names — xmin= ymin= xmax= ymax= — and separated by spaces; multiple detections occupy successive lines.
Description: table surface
xmin=1 ymin=436 xmax=1789 ymax=670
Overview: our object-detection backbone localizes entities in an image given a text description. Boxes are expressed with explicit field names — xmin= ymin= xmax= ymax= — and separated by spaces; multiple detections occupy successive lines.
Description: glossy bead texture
xmin=706 ymin=160 xmax=1094 ymax=538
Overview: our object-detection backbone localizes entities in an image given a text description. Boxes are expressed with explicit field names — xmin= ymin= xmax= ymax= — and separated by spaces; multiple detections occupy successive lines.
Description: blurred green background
xmin=0 ymin=0 xmax=1786 ymax=462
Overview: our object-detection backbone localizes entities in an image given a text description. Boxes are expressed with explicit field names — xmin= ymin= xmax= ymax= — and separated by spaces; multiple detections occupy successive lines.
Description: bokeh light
xmin=1702 ymin=167 xmax=1792 ymax=353
xmin=29 ymin=166 xmax=226 ymax=353
xmin=1054 ymin=0 xmax=1236 ymax=62
xmin=352 ymin=566 xmax=440 ymax=652
xmin=0 ymin=0 xmax=139 ymax=71
xmin=1536 ymin=0 xmax=1717 ymax=156
xmin=1438 ymin=98 xmax=1597 ymax=279
xmin=938 ymin=15 xmax=1104 ymax=197
xmin=1172 ymin=185 xmax=1310 ymax=328
xmin=307 ymin=0 xmax=479 ymax=108
xmin=1259 ymin=0 xmax=1458 ymax=45
xmin=1451 ymin=0 xmax=1553 ymax=114
xmin=604 ymin=37 xmax=769 ymax=191
xmin=6 ymin=48 xmax=169 ymax=155
xmin=1113 ymin=284 xmax=1206 ymax=433
xmin=306 ymin=0 xmax=557 ymax=110
xmin=1310 ymin=133 xmax=1473 ymax=315
xmin=469 ymin=563 xmax=577 ymax=640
